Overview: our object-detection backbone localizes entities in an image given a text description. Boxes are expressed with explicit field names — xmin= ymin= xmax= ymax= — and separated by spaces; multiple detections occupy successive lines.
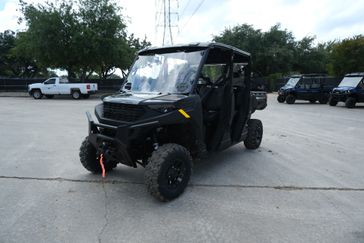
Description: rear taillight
xmin=86 ymin=84 xmax=90 ymax=90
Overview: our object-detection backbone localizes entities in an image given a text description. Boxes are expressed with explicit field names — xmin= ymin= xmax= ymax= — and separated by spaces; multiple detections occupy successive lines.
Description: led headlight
xmin=148 ymin=104 xmax=176 ymax=113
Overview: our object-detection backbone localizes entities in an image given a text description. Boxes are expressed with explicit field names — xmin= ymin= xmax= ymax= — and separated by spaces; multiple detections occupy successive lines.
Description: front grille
xmin=103 ymin=102 xmax=145 ymax=122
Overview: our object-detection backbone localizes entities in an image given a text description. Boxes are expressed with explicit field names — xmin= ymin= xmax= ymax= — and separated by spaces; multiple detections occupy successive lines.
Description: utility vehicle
xmin=277 ymin=74 xmax=339 ymax=104
xmin=79 ymin=43 xmax=267 ymax=201
xmin=329 ymin=73 xmax=364 ymax=108
xmin=28 ymin=77 xmax=98 ymax=99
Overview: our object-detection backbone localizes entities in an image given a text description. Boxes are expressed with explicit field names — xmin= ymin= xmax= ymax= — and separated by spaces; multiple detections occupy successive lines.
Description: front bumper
xmin=330 ymin=92 xmax=348 ymax=101
xmin=86 ymin=111 xmax=152 ymax=167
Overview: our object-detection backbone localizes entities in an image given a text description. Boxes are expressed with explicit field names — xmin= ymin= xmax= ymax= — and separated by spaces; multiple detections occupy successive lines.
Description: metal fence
xmin=0 ymin=78 xmax=124 ymax=92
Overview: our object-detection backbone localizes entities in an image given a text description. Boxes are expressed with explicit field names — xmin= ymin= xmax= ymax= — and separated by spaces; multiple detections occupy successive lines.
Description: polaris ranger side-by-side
xmin=277 ymin=74 xmax=340 ymax=104
xmin=79 ymin=43 xmax=267 ymax=201
xmin=329 ymin=73 xmax=364 ymax=108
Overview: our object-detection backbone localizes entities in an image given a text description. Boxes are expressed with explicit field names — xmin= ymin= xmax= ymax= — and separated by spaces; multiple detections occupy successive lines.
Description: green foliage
xmin=0 ymin=30 xmax=48 ymax=77
xmin=17 ymin=0 xmax=151 ymax=79
xmin=330 ymin=35 xmax=364 ymax=76
xmin=213 ymin=23 xmax=332 ymax=76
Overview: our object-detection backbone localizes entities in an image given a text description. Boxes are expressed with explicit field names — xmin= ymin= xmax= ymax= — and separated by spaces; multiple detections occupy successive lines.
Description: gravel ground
xmin=0 ymin=94 xmax=363 ymax=243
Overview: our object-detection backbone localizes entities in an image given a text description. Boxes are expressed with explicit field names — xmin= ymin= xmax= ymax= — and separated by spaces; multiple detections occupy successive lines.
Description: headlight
xmin=148 ymin=104 xmax=176 ymax=113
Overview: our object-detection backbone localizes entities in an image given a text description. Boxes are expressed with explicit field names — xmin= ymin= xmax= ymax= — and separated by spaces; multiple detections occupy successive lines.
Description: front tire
xmin=32 ymin=90 xmax=43 ymax=99
xmin=277 ymin=95 xmax=285 ymax=103
xmin=345 ymin=97 xmax=356 ymax=108
xmin=244 ymin=119 xmax=263 ymax=150
xmin=145 ymin=144 xmax=192 ymax=202
xmin=329 ymin=97 xmax=338 ymax=106
xmin=286 ymin=94 xmax=295 ymax=104
xmin=79 ymin=137 xmax=117 ymax=173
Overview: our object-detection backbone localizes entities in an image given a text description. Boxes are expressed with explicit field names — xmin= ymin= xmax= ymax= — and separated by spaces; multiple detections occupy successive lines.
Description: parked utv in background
xmin=277 ymin=74 xmax=340 ymax=104
xmin=329 ymin=73 xmax=364 ymax=108
xmin=79 ymin=43 xmax=267 ymax=201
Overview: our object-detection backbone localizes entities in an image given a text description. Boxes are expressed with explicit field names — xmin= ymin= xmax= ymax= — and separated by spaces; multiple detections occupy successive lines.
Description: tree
xmin=18 ymin=0 xmax=151 ymax=80
xmin=213 ymin=23 xmax=333 ymax=77
xmin=330 ymin=35 xmax=364 ymax=76
xmin=0 ymin=30 xmax=46 ymax=77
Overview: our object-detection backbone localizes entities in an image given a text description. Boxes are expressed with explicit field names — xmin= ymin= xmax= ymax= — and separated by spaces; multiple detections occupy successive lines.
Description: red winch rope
xmin=99 ymin=154 xmax=106 ymax=178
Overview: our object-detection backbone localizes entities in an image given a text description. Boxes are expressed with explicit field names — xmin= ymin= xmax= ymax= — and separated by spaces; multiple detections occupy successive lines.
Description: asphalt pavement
xmin=0 ymin=94 xmax=363 ymax=243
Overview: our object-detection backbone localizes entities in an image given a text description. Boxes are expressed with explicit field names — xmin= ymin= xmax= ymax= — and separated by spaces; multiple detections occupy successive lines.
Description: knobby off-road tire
xmin=79 ymin=137 xmax=117 ymax=173
xmin=277 ymin=95 xmax=285 ymax=103
xmin=319 ymin=97 xmax=329 ymax=104
xmin=329 ymin=97 xmax=338 ymax=106
xmin=244 ymin=119 xmax=263 ymax=150
xmin=145 ymin=144 xmax=192 ymax=202
xmin=32 ymin=89 xmax=43 ymax=99
xmin=285 ymin=94 xmax=296 ymax=104
xmin=345 ymin=97 xmax=356 ymax=108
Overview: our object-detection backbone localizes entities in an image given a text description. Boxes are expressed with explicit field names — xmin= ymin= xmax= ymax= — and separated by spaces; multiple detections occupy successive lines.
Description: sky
xmin=1 ymin=0 xmax=364 ymax=46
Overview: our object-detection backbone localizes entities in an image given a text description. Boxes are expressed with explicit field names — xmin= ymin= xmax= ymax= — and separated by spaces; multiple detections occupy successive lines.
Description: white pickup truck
xmin=28 ymin=77 xmax=98 ymax=99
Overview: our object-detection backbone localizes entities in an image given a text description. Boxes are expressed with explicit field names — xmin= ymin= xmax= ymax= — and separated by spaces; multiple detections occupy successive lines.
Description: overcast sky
xmin=1 ymin=0 xmax=364 ymax=46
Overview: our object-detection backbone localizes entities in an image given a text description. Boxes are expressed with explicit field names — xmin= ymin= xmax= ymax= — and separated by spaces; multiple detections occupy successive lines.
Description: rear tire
xmin=145 ymin=144 xmax=192 ymax=202
xmin=72 ymin=90 xmax=81 ymax=99
xmin=32 ymin=90 xmax=43 ymax=99
xmin=319 ymin=97 xmax=328 ymax=104
xmin=45 ymin=95 xmax=54 ymax=99
xmin=244 ymin=119 xmax=263 ymax=150
xmin=345 ymin=97 xmax=356 ymax=108
xmin=79 ymin=137 xmax=117 ymax=173
xmin=277 ymin=95 xmax=285 ymax=103
xmin=329 ymin=97 xmax=338 ymax=106
xmin=285 ymin=95 xmax=295 ymax=104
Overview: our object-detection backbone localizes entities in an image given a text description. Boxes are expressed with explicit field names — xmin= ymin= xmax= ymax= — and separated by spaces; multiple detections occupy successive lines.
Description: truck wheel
xmin=244 ymin=119 xmax=263 ymax=150
xmin=79 ymin=137 xmax=117 ymax=173
xmin=318 ymin=97 xmax=328 ymax=104
xmin=32 ymin=90 xmax=43 ymax=99
xmin=45 ymin=95 xmax=54 ymax=99
xmin=285 ymin=95 xmax=295 ymax=104
xmin=309 ymin=99 xmax=316 ymax=104
xmin=277 ymin=95 xmax=285 ymax=103
xmin=82 ymin=94 xmax=90 ymax=99
xmin=72 ymin=90 xmax=81 ymax=99
xmin=329 ymin=97 xmax=338 ymax=106
xmin=345 ymin=97 xmax=356 ymax=108
xmin=145 ymin=143 xmax=192 ymax=202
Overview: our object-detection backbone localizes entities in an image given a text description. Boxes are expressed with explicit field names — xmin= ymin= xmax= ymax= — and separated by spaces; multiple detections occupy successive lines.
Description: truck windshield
xmin=284 ymin=77 xmax=300 ymax=88
xmin=125 ymin=51 xmax=203 ymax=94
xmin=338 ymin=76 xmax=363 ymax=87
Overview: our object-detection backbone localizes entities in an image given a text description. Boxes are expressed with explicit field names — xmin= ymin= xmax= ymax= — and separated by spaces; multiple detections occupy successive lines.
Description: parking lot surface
xmin=0 ymin=94 xmax=364 ymax=243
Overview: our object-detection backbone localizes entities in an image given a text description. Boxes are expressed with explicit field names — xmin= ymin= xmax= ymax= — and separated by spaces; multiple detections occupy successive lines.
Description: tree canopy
xmin=213 ymin=24 xmax=333 ymax=77
xmin=13 ymin=0 xmax=150 ymax=79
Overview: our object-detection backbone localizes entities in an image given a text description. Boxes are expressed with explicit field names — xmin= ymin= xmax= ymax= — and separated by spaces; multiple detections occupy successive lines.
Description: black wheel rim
xmin=164 ymin=160 xmax=187 ymax=189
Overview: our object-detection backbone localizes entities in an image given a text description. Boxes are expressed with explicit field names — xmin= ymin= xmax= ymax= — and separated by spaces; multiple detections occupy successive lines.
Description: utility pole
xmin=155 ymin=0 xmax=179 ymax=46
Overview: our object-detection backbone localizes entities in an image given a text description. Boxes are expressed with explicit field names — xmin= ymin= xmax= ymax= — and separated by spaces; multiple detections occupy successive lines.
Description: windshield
xmin=338 ymin=76 xmax=363 ymax=87
xmin=124 ymin=51 xmax=203 ymax=94
xmin=283 ymin=77 xmax=300 ymax=88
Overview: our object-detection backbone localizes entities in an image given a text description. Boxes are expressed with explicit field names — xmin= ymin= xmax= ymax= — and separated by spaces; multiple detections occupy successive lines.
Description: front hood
xmin=28 ymin=83 xmax=42 ymax=88
xmin=332 ymin=86 xmax=355 ymax=92
xmin=102 ymin=92 xmax=188 ymax=105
